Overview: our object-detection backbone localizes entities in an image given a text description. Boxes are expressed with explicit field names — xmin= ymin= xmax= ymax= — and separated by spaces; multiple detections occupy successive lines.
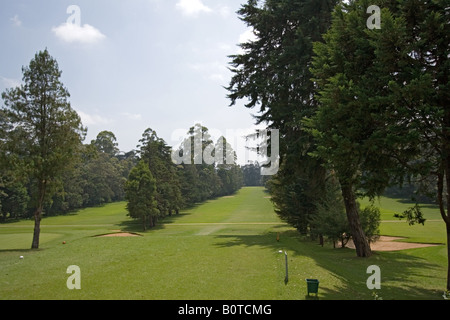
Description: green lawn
xmin=0 ymin=187 xmax=448 ymax=300
xmin=360 ymin=196 xmax=446 ymax=244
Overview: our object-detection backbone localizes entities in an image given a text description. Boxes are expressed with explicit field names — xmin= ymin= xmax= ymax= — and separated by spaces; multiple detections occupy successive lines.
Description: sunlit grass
xmin=0 ymin=187 xmax=447 ymax=300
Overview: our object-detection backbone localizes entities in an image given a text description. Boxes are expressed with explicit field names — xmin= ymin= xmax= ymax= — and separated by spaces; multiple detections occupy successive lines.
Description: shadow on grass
xmin=118 ymin=204 xmax=202 ymax=233
xmin=212 ymin=230 xmax=445 ymax=300
xmin=0 ymin=248 xmax=45 ymax=254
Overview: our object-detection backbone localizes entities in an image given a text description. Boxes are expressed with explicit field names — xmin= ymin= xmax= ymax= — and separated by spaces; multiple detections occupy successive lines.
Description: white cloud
xmin=176 ymin=0 xmax=212 ymax=17
xmin=239 ymin=28 xmax=257 ymax=45
xmin=238 ymin=28 xmax=258 ymax=54
xmin=188 ymin=61 xmax=229 ymax=83
xmin=208 ymin=73 xmax=226 ymax=82
xmin=217 ymin=5 xmax=231 ymax=18
xmin=77 ymin=110 xmax=113 ymax=126
xmin=1 ymin=76 xmax=21 ymax=89
xmin=120 ymin=112 xmax=142 ymax=121
xmin=52 ymin=23 xmax=106 ymax=44
xmin=217 ymin=42 xmax=232 ymax=51
xmin=10 ymin=15 xmax=22 ymax=27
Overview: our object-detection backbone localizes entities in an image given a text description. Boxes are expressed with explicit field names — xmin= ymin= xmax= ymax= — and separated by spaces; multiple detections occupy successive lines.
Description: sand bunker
xmin=97 ymin=232 xmax=141 ymax=238
xmin=346 ymin=236 xmax=441 ymax=252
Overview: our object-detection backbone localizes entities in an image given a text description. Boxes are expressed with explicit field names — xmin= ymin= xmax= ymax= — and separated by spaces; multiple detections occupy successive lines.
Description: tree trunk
xmin=31 ymin=207 xmax=42 ymax=249
xmin=440 ymin=154 xmax=450 ymax=290
xmin=438 ymin=147 xmax=450 ymax=291
xmin=31 ymin=181 xmax=46 ymax=249
xmin=147 ymin=215 xmax=155 ymax=229
xmin=446 ymin=222 xmax=450 ymax=291
xmin=142 ymin=215 xmax=147 ymax=232
xmin=341 ymin=183 xmax=372 ymax=257
xmin=437 ymin=171 xmax=450 ymax=291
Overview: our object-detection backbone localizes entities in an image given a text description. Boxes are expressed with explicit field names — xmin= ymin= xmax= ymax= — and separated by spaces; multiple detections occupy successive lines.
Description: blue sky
xmin=0 ymin=0 xmax=264 ymax=163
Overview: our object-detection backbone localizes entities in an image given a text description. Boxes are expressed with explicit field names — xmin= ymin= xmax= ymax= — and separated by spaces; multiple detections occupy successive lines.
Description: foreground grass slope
xmin=0 ymin=187 xmax=447 ymax=300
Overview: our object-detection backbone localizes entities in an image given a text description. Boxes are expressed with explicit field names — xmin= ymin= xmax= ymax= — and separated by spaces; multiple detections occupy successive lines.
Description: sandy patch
xmin=346 ymin=236 xmax=441 ymax=252
xmin=97 ymin=232 xmax=141 ymax=238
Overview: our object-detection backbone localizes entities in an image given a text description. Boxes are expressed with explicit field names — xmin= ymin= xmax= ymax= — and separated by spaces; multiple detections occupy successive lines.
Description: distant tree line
xmin=241 ymin=162 xmax=264 ymax=187
xmin=125 ymin=124 xmax=245 ymax=230
xmin=0 ymin=51 xmax=250 ymax=237
xmin=0 ymin=129 xmax=136 ymax=221
xmin=0 ymin=121 xmax=247 ymax=227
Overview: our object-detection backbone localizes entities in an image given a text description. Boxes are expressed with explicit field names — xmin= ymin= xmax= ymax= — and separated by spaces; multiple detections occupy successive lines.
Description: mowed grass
xmin=0 ymin=187 xmax=448 ymax=300
xmin=359 ymin=196 xmax=446 ymax=244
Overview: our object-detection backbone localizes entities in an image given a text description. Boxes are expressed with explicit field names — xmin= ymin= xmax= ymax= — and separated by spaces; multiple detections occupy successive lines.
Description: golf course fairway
xmin=0 ymin=187 xmax=447 ymax=300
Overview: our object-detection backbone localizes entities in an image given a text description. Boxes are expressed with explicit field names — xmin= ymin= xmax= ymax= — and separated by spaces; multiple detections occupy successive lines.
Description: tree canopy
xmin=227 ymin=0 xmax=336 ymax=236
xmin=227 ymin=0 xmax=449 ymax=265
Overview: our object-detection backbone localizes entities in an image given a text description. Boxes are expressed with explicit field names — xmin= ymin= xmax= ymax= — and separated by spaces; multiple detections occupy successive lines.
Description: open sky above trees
xmin=0 ymin=0 xmax=264 ymax=162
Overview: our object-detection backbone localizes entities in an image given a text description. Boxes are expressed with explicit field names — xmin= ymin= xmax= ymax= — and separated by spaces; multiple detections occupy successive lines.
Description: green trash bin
xmin=306 ymin=279 xmax=319 ymax=296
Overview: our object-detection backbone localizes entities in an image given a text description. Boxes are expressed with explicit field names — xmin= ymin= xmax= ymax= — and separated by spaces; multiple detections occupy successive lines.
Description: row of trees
xmin=0 ymin=50 xmax=246 ymax=248
xmin=48 ymin=131 xmax=136 ymax=215
xmin=227 ymin=0 xmax=449 ymax=288
xmin=2 ymin=116 xmax=250 ymax=229
xmin=0 ymin=128 xmax=136 ymax=221
xmin=242 ymin=162 xmax=266 ymax=186
xmin=125 ymin=124 xmax=244 ymax=230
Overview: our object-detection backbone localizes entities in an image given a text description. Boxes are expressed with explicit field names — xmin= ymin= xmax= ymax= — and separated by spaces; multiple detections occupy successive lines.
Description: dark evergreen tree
xmin=308 ymin=0 xmax=397 ymax=257
xmin=309 ymin=0 xmax=448 ymax=260
xmin=138 ymin=128 xmax=184 ymax=217
xmin=369 ymin=0 xmax=450 ymax=289
xmin=176 ymin=124 xmax=219 ymax=204
xmin=215 ymin=137 xmax=243 ymax=196
xmin=227 ymin=0 xmax=336 ymax=234
xmin=242 ymin=162 xmax=262 ymax=187
xmin=125 ymin=160 xmax=159 ymax=230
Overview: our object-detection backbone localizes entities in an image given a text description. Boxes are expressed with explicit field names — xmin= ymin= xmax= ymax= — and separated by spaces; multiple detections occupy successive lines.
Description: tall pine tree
xmin=227 ymin=0 xmax=336 ymax=233
xmin=1 ymin=49 xmax=85 ymax=249
xmin=125 ymin=160 xmax=159 ymax=230
xmin=139 ymin=128 xmax=184 ymax=217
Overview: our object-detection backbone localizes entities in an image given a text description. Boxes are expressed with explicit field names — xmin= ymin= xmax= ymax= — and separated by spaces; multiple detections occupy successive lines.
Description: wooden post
xmin=284 ymin=251 xmax=288 ymax=284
